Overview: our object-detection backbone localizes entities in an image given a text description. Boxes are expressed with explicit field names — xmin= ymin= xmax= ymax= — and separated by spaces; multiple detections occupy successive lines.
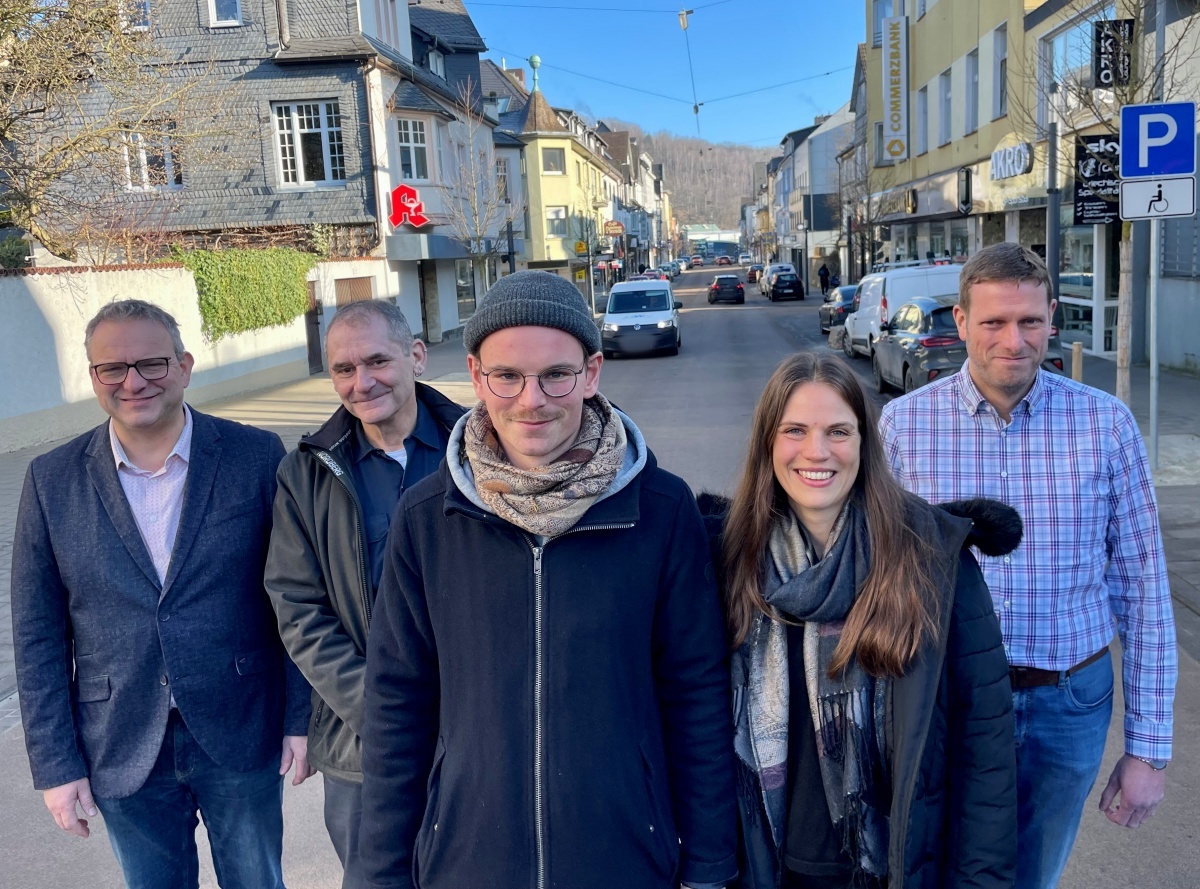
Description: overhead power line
xmin=700 ymin=66 xmax=855 ymax=105
xmin=470 ymin=2 xmax=677 ymax=11
xmin=487 ymin=47 xmax=692 ymax=104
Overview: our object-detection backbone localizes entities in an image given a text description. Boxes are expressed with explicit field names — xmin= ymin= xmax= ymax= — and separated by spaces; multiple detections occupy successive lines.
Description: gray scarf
xmin=762 ymin=501 xmax=890 ymax=880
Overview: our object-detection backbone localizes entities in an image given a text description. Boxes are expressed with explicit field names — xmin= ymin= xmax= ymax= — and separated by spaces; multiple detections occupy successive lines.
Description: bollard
xmin=1071 ymin=342 xmax=1084 ymax=382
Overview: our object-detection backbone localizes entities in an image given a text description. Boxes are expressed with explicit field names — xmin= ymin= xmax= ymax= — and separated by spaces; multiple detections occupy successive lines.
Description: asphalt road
xmin=2 ymin=264 xmax=1196 ymax=886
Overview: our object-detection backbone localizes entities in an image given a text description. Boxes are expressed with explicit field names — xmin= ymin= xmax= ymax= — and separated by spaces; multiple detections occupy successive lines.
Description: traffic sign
xmin=1119 ymin=175 xmax=1196 ymax=220
xmin=1120 ymin=102 xmax=1196 ymax=179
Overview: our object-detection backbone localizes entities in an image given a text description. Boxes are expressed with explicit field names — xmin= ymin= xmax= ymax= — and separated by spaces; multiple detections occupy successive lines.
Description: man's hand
xmin=1098 ymin=754 xmax=1166 ymax=828
xmin=280 ymin=735 xmax=315 ymax=786
xmin=43 ymin=777 xmax=98 ymax=838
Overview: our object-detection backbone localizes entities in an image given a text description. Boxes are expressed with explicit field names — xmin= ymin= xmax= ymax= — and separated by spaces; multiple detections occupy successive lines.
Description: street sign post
xmin=1119 ymin=100 xmax=1198 ymax=470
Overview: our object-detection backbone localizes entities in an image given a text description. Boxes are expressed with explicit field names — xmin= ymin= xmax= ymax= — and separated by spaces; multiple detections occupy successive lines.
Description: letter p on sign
xmin=1140 ymin=114 xmax=1178 ymax=168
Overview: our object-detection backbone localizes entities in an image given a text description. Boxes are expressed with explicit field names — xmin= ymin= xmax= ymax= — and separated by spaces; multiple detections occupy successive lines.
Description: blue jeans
xmin=1012 ymin=650 xmax=1115 ymax=889
xmin=94 ymin=710 xmax=285 ymax=889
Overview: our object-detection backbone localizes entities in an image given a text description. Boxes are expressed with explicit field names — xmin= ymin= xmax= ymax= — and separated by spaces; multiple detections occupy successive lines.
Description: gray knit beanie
xmin=464 ymin=270 xmax=601 ymax=356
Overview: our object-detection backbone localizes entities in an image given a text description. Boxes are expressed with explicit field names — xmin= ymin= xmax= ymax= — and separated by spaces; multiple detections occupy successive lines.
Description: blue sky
xmin=466 ymin=0 xmax=866 ymax=146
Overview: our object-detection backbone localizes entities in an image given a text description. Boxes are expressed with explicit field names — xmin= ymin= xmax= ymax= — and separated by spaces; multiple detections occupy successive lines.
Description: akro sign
xmin=990 ymin=142 xmax=1034 ymax=181
xmin=882 ymin=16 xmax=909 ymax=162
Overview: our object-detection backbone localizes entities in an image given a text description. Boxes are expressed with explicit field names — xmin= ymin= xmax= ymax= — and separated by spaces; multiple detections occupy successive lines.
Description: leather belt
xmin=1009 ymin=647 xmax=1109 ymax=690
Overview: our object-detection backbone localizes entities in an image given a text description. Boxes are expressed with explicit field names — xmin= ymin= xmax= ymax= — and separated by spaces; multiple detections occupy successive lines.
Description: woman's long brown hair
xmin=722 ymin=352 xmax=938 ymax=678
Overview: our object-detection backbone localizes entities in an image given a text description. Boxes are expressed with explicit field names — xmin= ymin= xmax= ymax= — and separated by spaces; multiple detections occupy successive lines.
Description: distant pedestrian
xmin=818 ymin=263 xmax=831 ymax=295
xmin=358 ymin=270 xmax=737 ymax=889
xmin=881 ymin=243 xmax=1177 ymax=889
xmin=11 ymin=299 xmax=311 ymax=889
xmin=703 ymin=352 xmax=1018 ymax=888
xmin=264 ymin=300 xmax=464 ymax=889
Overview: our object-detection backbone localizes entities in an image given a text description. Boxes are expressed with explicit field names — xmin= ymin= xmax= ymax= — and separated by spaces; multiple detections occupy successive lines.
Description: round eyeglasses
xmin=480 ymin=365 xmax=585 ymax=399
xmin=90 ymin=357 xmax=174 ymax=385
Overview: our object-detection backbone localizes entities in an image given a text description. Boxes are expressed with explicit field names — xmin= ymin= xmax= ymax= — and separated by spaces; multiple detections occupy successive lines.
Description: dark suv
xmin=708 ymin=274 xmax=745 ymax=304
xmin=768 ymin=272 xmax=803 ymax=301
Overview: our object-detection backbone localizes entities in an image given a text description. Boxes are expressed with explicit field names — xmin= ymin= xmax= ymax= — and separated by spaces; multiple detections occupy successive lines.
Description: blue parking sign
xmin=1120 ymin=102 xmax=1196 ymax=178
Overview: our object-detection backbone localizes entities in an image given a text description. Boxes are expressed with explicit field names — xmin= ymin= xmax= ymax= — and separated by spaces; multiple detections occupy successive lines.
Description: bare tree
xmin=832 ymin=140 xmax=900 ymax=282
xmin=437 ymin=79 xmax=524 ymax=298
xmin=1 ymin=0 xmax=217 ymax=259
xmin=1006 ymin=0 xmax=1200 ymax=402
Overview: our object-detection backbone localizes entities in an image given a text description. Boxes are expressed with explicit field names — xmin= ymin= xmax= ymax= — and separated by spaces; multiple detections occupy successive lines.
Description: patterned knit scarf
xmin=463 ymin=393 xmax=627 ymax=538
xmin=762 ymin=502 xmax=891 ymax=881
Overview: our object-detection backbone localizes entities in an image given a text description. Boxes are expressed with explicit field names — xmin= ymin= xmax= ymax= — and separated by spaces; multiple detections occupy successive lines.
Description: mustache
xmin=503 ymin=409 xmax=564 ymax=423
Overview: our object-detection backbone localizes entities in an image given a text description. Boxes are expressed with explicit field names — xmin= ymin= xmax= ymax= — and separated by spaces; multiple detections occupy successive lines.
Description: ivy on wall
xmin=176 ymin=248 xmax=317 ymax=342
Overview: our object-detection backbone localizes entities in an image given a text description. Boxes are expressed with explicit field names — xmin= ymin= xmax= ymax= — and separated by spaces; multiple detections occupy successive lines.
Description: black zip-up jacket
xmin=360 ymin=449 xmax=739 ymax=889
xmin=264 ymin=382 xmax=465 ymax=781
xmin=698 ymin=494 xmax=1019 ymax=889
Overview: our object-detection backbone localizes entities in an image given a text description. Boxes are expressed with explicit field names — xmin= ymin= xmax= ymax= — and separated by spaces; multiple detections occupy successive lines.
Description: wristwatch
xmin=1134 ymin=755 xmax=1168 ymax=771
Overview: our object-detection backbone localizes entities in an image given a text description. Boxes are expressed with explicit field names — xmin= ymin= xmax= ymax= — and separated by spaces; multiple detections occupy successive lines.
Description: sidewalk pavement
xmin=0 ymin=344 xmax=1198 ymax=886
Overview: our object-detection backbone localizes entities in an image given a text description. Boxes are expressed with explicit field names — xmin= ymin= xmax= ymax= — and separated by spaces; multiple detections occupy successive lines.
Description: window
xmin=496 ymin=158 xmax=510 ymax=202
xmin=546 ymin=206 xmax=568 ymax=237
xmin=965 ymin=50 xmax=979 ymax=134
xmin=126 ymin=0 xmax=151 ymax=30
xmin=274 ymin=101 xmax=346 ymax=186
xmin=872 ymin=0 xmax=894 ymax=47
xmin=994 ymin=25 xmax=1008 ymax=119
xmin=396 ymin=118 xmax=430 ymax=180
xmin=124 ymin=125 xmax=183 ymax=191
xmin=873 ymin=119 xmax=892 ymax=164
xmin=1040 ymin=15 xmax=1107 ymax=131
xmin=542 ymin=147 xmax=565 ymax=173
xmin=456 ymin=260 xmax=477 ymax=322
xmin=209 ymin=0 xmax=241 ymax=26
xmin=916 ymin=86 xmax=928 ymax=155
xmin=428 ymin=50 xmax=445 ymax=79
xmin=938 ymin=69 xmax=952 ymax=146
xmin=576 ymin=160 xmax=582 ymax=183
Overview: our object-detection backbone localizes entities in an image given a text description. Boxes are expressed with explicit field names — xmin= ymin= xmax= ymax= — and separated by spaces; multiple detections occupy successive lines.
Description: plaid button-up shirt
xmin=880 ymin=364 xmax=1176 ymax=760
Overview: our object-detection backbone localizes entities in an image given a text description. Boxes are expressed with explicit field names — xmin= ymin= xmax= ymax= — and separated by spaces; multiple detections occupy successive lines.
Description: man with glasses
xmin=359 ymin=271 xmax=737 ymax=889
xmin=11 ymin=299 xmax=310 ymax=888
xmin=265 ymin=299 xmax=464 ymax=888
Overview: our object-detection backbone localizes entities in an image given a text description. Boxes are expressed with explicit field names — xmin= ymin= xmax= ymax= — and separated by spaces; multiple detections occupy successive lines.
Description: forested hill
xmin=606 ymin=120 xmax=775 ymax=230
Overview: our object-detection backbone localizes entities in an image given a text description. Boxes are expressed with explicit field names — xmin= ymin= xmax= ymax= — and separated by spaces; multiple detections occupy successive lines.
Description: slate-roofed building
xmin=41 ymin=0 xmax=515 ymax=345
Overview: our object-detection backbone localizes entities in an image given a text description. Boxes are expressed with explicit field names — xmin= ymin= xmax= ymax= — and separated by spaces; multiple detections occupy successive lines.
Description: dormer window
xmin=209 ymin=0 xmax=241 ymax=26
xmin=428 ymin=50 xmax=445 ymax=79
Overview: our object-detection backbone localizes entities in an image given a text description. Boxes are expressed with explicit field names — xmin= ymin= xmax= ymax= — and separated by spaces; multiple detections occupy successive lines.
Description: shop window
xmin=456 ymin=260 xmax=477 ymax=322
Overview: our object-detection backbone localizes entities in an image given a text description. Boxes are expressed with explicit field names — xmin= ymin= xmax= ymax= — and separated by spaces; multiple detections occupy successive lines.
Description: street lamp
xmin=796 ymin=221 xmax=809 ymax=295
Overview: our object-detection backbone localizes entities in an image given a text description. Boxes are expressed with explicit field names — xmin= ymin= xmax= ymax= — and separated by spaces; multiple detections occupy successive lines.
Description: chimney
xmin=509 ymin=68 xmax=526 ymax=87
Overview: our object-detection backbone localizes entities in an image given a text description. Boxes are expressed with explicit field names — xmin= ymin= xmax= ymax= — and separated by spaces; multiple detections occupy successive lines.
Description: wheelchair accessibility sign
xmin=1119 ymin=176 xmax=1196 ymax=220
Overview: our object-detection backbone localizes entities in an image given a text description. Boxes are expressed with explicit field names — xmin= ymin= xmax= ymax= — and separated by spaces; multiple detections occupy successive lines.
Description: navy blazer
xmin=11 ymin=408 xmax=310 ymax=799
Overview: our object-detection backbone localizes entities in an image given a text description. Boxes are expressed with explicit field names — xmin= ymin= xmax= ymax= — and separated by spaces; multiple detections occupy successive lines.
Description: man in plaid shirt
xmin=880 ymin=243 xmax=1176 ymax=889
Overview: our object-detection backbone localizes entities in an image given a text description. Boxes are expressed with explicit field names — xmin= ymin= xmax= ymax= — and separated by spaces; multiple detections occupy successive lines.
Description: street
xmin=2 ymin=264 xmax=1200 ymax=886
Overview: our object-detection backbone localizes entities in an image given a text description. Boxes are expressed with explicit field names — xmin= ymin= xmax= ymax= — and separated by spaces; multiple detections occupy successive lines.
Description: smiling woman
xmin=704 ymin=350 xmax=1019 ymax=889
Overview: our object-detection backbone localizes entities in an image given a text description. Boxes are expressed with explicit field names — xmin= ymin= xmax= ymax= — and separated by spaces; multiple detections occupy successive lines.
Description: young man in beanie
xmin=359 ymin=270 xmax=737 ymax=889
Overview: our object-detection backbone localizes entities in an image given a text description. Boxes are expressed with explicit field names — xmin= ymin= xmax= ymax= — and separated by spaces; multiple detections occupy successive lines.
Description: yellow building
xmin=863 ymin=0 xmax=1151 ymax=355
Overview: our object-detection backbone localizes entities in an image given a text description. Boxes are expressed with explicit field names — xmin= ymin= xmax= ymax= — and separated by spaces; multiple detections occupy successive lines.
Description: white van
xmin=843 ymin=264 xmax=962 ymax=359
xmin=600 ymin=280 xmax=682 ymax=358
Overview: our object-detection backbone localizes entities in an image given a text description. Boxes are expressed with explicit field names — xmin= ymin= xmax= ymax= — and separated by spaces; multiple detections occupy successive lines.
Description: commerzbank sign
xmin=882 ymin=16 xmax=909 ymax=162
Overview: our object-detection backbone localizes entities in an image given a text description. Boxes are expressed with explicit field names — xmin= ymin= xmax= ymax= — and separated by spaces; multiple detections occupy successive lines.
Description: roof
xmin=274 ymin=36 xmax=375 ymax=62
xmin=391 ymin=81 xmax=455 ymax=118
xmin=493 ymin=129 xmax=524 ymax=147
xmin=481 ymin=59 xmax=530 ymax=108
xmin=409 ymin=0 xmax=486 ymax=51
xmin=513 ymin=89 xmax=568 ymax=134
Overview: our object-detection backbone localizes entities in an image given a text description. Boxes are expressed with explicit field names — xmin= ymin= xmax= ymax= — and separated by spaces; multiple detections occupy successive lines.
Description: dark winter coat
xmin=698 ymin=493 xmax=1019 ymax=889
xmin=264 ymin=383 xmax=465 ymax=781
xmin=359 ymin=447 xmax=738 ymax=889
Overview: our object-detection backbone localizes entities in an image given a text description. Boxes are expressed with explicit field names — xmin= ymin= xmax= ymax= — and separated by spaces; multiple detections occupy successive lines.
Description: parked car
xmin=708 ymin=274 xmax=745 ymax=304
xmin=690 ymin=255 xmax=705 ymax=268
xmin=843 ymin=264 xmax=962 ymax=359
xmin=767 ymin=271 xmax=804 ymax=301
xmin=600 ymin=281 xmax=682 ymax=358
xmin=738 ymin=253 xmax=753 ymax=265
xmin=643 ymin=270 xmax=669 ymax=281
xmin=872 ymin=295 xmax=1066 ymax=393
xmin=819 ymin=284 xmax=858 ymax=333
xmin=759 ymin=262 xmax=796 ymax=294
xmin=747 ymin=263 xmax=764 ymax=283
xmin=715 ymin=255 xmax=733 ymax=266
